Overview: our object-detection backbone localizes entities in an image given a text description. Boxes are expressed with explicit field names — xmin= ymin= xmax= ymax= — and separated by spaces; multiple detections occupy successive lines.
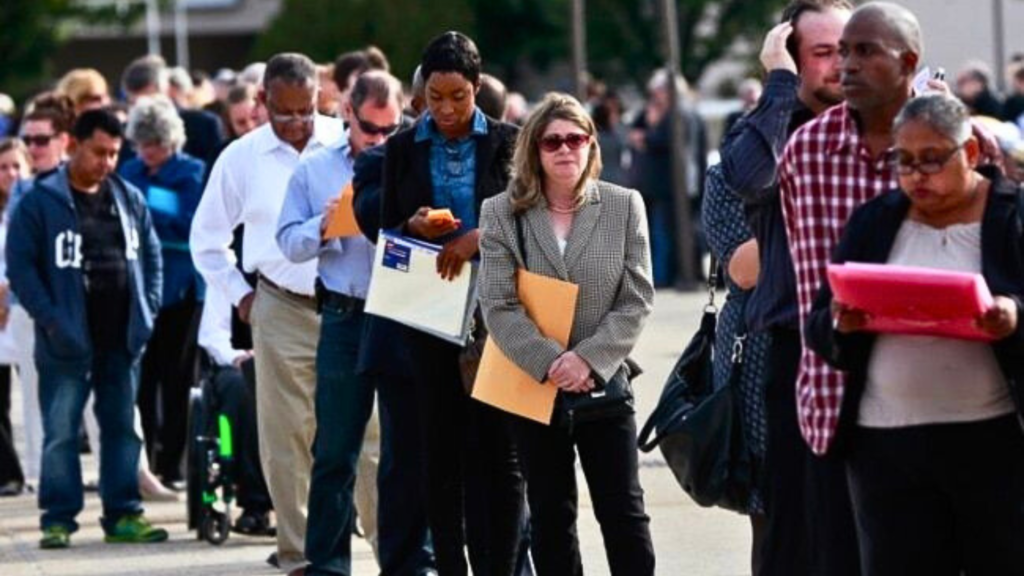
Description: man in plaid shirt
xmin=780 ymin=1 xmax=921 ymax=455
xmin=778 ymin=3 xmax=921 ymax=571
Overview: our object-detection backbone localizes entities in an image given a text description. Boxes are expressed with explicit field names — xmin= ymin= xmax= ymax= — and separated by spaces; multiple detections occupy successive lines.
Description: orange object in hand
xmin=427 ymin=209 xmax=455 ymax=225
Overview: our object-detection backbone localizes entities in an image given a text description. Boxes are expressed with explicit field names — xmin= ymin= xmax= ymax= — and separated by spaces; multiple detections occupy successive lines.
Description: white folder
xmin=364 ymin=230 xmax=476 ymax=345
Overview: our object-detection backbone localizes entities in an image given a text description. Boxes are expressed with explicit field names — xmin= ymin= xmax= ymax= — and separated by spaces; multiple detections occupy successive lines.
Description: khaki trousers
xmin=251 ymin=281 xmax=381 ymax=571
xmin=251 ymin=282 xmax=319 ymax=572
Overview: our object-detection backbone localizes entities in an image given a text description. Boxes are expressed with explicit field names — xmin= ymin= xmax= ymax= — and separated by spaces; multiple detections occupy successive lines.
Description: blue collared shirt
xmin=415 ymin=108 xmax=488 ymax=231
xmin=275 ymin=136 xmax=375 ymax=298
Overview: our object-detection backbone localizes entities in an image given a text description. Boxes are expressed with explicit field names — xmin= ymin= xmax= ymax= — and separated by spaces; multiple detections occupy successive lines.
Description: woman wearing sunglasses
xmin=478 ymin=92 xmax=655 ymax=575
xmin=805 ymin=93 xmax=1024 ymax=575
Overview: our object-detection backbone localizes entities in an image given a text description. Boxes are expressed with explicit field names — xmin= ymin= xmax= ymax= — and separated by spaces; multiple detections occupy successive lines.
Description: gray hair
xmin=349 ymin=70 xmax=403 ymax=112
xmin=126 ymin=95 xmax=186 ymax=152
xmin=121 ymin=55 xmax=168 ymax=95
xmin=893 ymin=94 xmax=971 ymax=144
xmin=167 ymin=66 xmax=193 ymax=93
xmin=263 ymin=53 xmax=317 ymax=90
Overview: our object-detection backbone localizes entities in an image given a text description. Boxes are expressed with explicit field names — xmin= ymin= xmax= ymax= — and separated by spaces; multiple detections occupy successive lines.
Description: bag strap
xmin=706 ymin=255 xmax=719 ymax=312
xmin=514 ymin=211 xmax=527 ymax=270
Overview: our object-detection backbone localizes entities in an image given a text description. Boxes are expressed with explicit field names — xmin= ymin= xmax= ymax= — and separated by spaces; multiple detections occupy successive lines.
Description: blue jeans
xmin=37 ymin=348 xmax=143 ymax=533
xmin=308 ymin=299 xmax=435 ymax=575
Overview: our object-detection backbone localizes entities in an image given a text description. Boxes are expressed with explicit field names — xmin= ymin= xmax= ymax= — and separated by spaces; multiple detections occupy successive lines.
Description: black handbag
xmin=636 ymin=261 xmax=753 ymax=513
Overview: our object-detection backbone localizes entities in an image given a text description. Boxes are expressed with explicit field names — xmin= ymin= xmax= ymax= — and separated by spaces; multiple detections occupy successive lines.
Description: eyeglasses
xmin=21 ymin=134 xmax=56 ymax=147
xmin=538 ymin=133 xmax=591 ymax=153
xmin=891 ymin=143 xmax=964 ymax=176
xmin=267 ymin=102 xmax=316 ymax=125
xmin=353 ymin=113 xmax=400 ymax=137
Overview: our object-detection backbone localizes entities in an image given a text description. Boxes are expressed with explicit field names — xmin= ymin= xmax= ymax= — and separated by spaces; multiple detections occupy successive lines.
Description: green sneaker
xmin=103 ymin=514 xmax=169 ymax=544
xmin=40 ymin=525 xmax=71 ymax=549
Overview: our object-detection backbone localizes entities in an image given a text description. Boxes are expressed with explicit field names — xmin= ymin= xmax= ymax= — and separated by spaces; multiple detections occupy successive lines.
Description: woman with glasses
xmin=478 ymin=93 xmax=656 ymax=575
xmin=805 ymin=93 xmax=1024 ymax=575
xmin=119 ymin=95 xmax=206 ymax=489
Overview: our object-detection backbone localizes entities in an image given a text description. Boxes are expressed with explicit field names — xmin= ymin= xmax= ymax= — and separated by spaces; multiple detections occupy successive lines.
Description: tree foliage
xmin=254 ymin=0 xmax=789 ymax=91
xmin=0 ymin=0 xmax=141 ymax=100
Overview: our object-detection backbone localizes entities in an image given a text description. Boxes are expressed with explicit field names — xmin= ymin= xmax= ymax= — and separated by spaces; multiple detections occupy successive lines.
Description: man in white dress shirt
xmin=190 ymin=53 xmax=344 ymax=573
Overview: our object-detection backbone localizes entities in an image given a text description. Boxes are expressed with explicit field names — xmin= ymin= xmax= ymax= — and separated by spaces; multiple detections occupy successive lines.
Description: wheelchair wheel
xmin=186 ymin=387 xmax=208 ymax=532
xmin=201 ymin=510 xmax=230 ymax=545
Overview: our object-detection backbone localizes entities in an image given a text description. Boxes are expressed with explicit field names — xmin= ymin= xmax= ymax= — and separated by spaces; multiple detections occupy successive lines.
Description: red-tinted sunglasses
xmin=539 ymin=133 xmax=591 ymax=153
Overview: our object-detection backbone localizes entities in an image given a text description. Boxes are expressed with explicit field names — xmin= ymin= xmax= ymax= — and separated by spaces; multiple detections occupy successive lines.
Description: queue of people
xmin=0 ymin=2 xmax=1022 ymax=575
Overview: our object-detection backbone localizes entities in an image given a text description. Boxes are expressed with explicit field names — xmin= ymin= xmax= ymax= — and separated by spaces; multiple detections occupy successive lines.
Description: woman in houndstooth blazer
xmin=478 ymin=93 xmax=656 ymax=576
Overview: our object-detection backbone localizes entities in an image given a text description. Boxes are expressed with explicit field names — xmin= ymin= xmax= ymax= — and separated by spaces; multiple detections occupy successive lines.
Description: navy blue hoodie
xmin=6 ymin=166 xmax=163 ymax=368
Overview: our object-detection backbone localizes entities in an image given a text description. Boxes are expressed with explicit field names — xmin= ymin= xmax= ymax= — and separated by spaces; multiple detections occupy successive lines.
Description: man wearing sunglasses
xmin=276 ymin=71 xmax=431 ymax=576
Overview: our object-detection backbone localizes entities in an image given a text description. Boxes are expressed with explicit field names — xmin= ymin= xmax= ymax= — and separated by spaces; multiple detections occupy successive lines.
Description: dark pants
xmin=760 ymin=328 xmax=859 ymax=576
xmin=209 ymin=361 xmax=271 ymax=514
xmin=373 ymin=372 xmax=433 ymax=576
xmin=513 ymin=412 xmax=654 ymax=576
xmin=139 ymin=296 xmax=200 ymax=481
xmin=38 ymin=348 xmax=143 ymax=533
xmin=0 ymin=365 xmax=25 ymax=486
xmin=847 ymin=415 xmax=1024 ymax=576
xmin=307 ymin=302 xmax=434 ymax=576
xmin=408 ymin=332 xmax=525 ymax=576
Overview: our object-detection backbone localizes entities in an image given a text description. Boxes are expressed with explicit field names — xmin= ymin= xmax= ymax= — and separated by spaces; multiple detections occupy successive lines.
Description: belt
xmin=257 ymin=273 xmax=316 ymax=305
xmin=320 ymin=289 xmax=365 ymax=313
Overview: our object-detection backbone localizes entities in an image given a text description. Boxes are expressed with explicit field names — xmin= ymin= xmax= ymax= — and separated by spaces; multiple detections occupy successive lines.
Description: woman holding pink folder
xmin=806 ymin=94 xmax=1024 ymax=575
xmin=478 ymin=93 xmax=655 ymax=575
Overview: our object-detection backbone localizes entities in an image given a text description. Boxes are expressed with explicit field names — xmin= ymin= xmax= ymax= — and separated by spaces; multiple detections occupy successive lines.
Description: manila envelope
xmin=472 ymin=269 xmax=578 ymax=424
xmin=323 ymin=182 xmax=360 ymax=239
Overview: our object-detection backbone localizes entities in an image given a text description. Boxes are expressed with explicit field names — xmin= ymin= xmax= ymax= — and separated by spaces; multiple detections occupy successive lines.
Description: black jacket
xmin=352 ymin=114 xmax=518 ymax=376
xmin=806 ymin=168 xmax=1024 ymax=449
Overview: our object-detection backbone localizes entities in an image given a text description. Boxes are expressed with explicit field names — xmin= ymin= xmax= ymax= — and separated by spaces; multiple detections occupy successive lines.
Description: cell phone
xmin=933 ymin=67 xmax=946 ymax=81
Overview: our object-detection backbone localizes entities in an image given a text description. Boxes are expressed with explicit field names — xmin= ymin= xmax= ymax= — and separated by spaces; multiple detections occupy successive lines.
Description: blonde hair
xmin=509 ymin=92 xmax=602 ymax=213
xmin=56 ymin=68 xmax=109 ymax=110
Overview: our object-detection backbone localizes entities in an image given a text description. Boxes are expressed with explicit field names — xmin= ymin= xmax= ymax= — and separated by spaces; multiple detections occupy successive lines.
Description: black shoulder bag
xmin=511 ymin=213 xmax=636 ymax=431
xmin=636 ymin=260 xmax=753 ymax=513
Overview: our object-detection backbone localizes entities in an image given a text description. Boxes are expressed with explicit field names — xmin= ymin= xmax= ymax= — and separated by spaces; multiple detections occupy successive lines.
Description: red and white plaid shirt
xmin=779 ymin=103 xmax=898 ymax=455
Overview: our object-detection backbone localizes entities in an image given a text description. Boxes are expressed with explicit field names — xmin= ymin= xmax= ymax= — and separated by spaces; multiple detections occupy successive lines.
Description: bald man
xmin=776 ymin=2 xmax=927 ymax=574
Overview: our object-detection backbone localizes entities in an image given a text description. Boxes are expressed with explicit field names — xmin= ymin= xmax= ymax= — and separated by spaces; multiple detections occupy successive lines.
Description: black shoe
xmin=267 ymin=552 xmax=279 ymax=569
xmin=0 ymin=481 xmax=23 ymax=497
xmin=233 ymin=510 xmax=276 ymax=537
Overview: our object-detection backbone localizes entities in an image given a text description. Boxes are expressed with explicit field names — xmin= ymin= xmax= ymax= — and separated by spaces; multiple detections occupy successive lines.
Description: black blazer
xmin=351 ymin=115 xmax=518 ymax=376
xmin=380 ymin=115 xmax=519 ymax=234
xmin=806 ymin=167 xmax=1024 ymax=450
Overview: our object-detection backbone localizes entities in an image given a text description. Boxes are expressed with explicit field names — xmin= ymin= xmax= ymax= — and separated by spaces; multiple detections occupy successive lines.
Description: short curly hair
xmin=126 ymin=95 xmax=186 ymax=152
xmin=420 ymin=31 xmax=481 ymax=85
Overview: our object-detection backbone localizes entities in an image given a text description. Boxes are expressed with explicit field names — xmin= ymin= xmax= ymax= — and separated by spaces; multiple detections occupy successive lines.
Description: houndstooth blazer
xmin=478 ymin=179 xmax=654 ymax=384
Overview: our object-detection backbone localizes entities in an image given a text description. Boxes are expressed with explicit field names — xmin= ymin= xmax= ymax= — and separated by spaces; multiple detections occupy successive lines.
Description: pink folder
xmin=826 ymin=262 xmax=996 ymax=341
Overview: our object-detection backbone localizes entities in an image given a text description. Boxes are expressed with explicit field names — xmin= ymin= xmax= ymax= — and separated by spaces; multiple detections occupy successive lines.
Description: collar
xmin=414 ymin=108 xmax=488 ymax=143
xmin=826 ymin=102 xmax=862 ymax=155
xmin=254 ymin=115 xmax=343 ymax=155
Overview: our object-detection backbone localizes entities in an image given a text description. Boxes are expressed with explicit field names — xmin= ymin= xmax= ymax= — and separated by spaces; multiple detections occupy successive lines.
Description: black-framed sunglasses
xmin=21 ymin=134 xmax=56 ymax=147
xmin=891 ymin=142 xmax=965 ymax=176
xmin=354 ymin=114 xmax=400 ymax=137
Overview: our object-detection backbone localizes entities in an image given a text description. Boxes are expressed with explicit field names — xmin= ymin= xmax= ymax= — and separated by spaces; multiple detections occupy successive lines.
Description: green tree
xmin=254 ymin=0 xmax=789 ymax=90
xmin=0 ymin=0 xmax=141 ymax=100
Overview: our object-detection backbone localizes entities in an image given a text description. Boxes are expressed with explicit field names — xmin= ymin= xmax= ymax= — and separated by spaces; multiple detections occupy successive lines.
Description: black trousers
xmin=760 ymin=328 xmax=860 ymax=576
xmin=408 ymin=332 xmax=525 ymax=576
xmin=847 ymin=415 xmax=1024 ymax=576
xmin=210 ymin=360 xmax=271 ymax=513
xmin=512 ymin=412 xmax=654 ymax=576
xmin=138 ymin=296 xmax=201 ymax=481
xmin=0 ymin=365 xmax=24 ymax=486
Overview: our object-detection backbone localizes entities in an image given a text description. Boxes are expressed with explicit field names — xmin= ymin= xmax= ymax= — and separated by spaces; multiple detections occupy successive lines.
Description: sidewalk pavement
xmin=0 ymin=289 xmax=752 ymax=575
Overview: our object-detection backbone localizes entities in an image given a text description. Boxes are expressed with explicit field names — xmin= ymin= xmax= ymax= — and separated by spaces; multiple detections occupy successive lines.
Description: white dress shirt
xmin=190 ymin=116 xmax=346 ymax=304
xmin=197 ymin=281 xmax=244 ymax=367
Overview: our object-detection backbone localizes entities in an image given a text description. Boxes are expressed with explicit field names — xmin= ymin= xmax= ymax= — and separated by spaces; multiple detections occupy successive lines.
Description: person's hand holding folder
xmin=976 ymin=296 xmax=1018 ymax=339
